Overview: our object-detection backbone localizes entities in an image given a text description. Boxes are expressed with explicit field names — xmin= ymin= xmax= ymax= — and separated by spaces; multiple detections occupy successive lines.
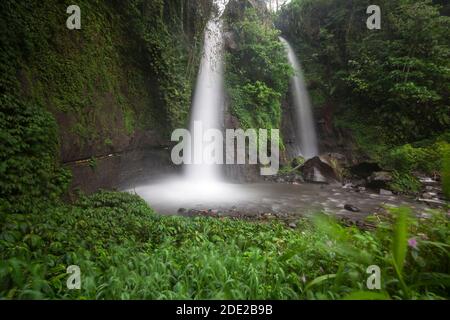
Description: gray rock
xmin=367 ymin=171 xmax=393 ymax=189
xmin=380 ymin=189 xmax=393 ymax=196
xmin=421 ymin=192 xmax=435 ymax=199
xmin=344 ymin=204 xmax=361 ymax=212
xmin=289 ymin=223 xmax=297 ymax=229
xmin=418 ymin=177 xmax=439 ymax=186
xmin=301 ymin=156 xmax=339 ymax=184
xmin=418 ymin=198 xmax=446 ymax=208
xmin=354 ymin=180 xmax=367 ymax=187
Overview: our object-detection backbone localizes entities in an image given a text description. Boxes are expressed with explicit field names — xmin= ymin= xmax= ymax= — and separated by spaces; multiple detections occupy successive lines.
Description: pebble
xmin=344 ymin=204 xmax=361 ymax=212
xmin=380 ymin=189 xmax=393 ymax=196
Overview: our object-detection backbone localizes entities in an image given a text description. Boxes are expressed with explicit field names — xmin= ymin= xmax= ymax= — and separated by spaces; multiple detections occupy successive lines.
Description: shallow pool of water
xmin=125 ymin=174 xmax=426 ymax=218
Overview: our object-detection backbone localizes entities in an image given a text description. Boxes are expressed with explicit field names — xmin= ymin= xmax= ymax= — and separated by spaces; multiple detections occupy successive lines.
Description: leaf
xmin=421 ymin=240 xmax=450 ymax=254
xmin=391 ymin=207 xmax=411 ymax=276
xmin=305 ymin=274 xmax=336 ymax=291
xmin=410 ymin=273 xmax=450 ymax=289
xmin=343 ymin=291 xmax=390 ymax=300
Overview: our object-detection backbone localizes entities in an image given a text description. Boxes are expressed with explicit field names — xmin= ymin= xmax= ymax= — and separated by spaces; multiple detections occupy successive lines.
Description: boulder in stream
xmin=380 ymin=189 xmax=393 ymax=196
xmin=300 ymin=156 xmax=339 ymax=184
xmin=367 ymin=171 xmax=393 ymax=189
xmin=320 ymin=153 xmax=349 ymax=180
xmin=344 ymin=204 xmax=361 ymax=212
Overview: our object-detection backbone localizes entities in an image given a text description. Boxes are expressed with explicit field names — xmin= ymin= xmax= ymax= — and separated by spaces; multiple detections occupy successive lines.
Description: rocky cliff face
xmin=8 ymin=0 xmax=212 ymax=164
xmin=0 ymin=0 xmax=212 ymax=190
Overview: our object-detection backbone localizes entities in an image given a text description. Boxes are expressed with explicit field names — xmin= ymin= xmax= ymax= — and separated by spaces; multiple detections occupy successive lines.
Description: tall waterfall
xmin=185 ymin=2 xmax=227 ymax=182
xmin=280 ymin=37 xmax=319 ymax=159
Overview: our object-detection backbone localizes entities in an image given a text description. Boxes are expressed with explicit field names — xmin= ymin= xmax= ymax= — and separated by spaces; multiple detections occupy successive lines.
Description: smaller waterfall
xmin=280 ymin=37 xmax=319 ymax=160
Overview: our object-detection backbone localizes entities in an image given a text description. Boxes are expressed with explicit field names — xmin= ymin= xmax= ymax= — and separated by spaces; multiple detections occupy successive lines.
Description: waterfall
xmin=280 ymin=37 xmax=319 ymax=160
xmin=184 ymin=1 xmax=228 ymax=182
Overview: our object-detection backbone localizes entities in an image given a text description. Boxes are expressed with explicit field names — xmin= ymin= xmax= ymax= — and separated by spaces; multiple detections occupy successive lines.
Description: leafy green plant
xmin=225 ymin=7 xmax=291 ymax=133
xmin=391 ymin=207 xmax=410 ymax=297
xmin=2 ymin=192 xmax=447 ymax=300
xmin=440 ymin=144 xmax=450 ymax=200
xmin=389 ymin=172 xmax=421 ymax=194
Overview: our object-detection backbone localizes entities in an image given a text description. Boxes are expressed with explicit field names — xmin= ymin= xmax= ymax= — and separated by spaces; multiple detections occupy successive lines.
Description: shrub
xmin=1 ymin=191 xmax=448 ymax=299
xmin=225 ymin=8 xmax=291 ymax=131
xmin=388 ymin=172 xmax=421 ymax=194
xmin=383 ymin=140 xmax=450 ymax=174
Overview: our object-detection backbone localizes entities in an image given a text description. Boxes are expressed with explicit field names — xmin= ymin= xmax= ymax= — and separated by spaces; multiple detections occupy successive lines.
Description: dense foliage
xmin=0 ymin=0 xmax=210 ymax=159
xmin=0 ymin=191 xmax=448 ymax=299
xmin=224 ymin=4 xmax=291 ymax=132
xmin=278 ymin=0 xmax=449 ymax=142
xmin=277 ymin=0 xmax=450 ymax=190
xmin=0 ymin=0 xmax=210 ymax=214
xmin=1 ymin=0 xmax=449 ymax=301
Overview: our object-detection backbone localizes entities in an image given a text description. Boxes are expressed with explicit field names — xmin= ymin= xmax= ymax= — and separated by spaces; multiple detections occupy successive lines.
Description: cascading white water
xmin=127 ymin=0 xmax=249 ymax=206
xmin=280 ymin=37 xmax=319 ymax=160
xmin=185 ymin=1 xmax=227 ymax=182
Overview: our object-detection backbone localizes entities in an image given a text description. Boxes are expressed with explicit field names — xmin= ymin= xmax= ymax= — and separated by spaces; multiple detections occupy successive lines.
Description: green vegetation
xmin=224 ymin=6 xmax=291 ymax=132
xmin=1 ymin=191 xmax=448 ymax=299
xmin=0 ymin=0 xmax=210 ymax=162
xmin=1 ymin=0 xmax=449 ymax=301
xmin=382 ymin=136 xmax=450 ymax=193
xmin=0 ymin=0 xmax=210 ymax=215
xmin=278 ymin=0 xmax=450 ymax=191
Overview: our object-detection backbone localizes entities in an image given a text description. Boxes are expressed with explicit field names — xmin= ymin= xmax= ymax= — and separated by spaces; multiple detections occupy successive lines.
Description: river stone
xmin=367 ymin=171 xmax=393 ymax=189
xmin=320 ymin=153 xmax=349 ymax=180
xmin=421 ymin=192 xmax=435 ymax=199
xmin=418 ymin=198 xmax=446 ymax=208
xmin=380 ymin=189 xmax=393 ymax=196
xmin=300 ymin=156 xmax=339 ymax=184
xmin=344 ymin=204 xmax=361 ymax=212
xmin=418 ymin=176 xmax=439 ymax=186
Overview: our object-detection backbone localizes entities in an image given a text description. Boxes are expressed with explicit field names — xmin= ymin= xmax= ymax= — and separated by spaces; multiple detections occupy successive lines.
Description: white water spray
xmin=127 ymin=1 xmax=247 ymax=206
xmin=280 ymin=37 xmax=319 ymax=159
xmin=185 ymin=2 xmax=228 ymax=182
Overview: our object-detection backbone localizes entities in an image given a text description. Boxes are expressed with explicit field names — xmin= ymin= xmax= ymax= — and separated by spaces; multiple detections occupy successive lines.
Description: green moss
xmin=224 ymin=8 xmax=292 ymax=135
xmin=104 ymin=138 xmax=113 ymax=147
xmin=2 ymin=0 xmax=210 ymax=150
xmin=0 ymin=0 xmax=210 ymax=213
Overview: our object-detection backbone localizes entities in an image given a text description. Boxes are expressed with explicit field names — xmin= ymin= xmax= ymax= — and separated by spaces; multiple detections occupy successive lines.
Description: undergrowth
xmin=1 ymin=191 xmax=448 ymax=300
